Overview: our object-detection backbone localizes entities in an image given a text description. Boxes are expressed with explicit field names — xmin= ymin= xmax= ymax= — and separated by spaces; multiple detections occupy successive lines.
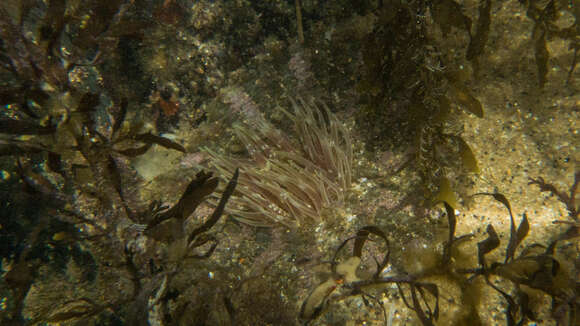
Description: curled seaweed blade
xmin=488 ymin=193 xmax=512 ymax=215
xmin=330 ymin=235 xmax=359 ymax=274
xmin=146 ymin=170 xmax=218 ymax=230
xmin=456 ymin=136 xmax=479 ymax=173
xmin=448 ymin=82 xmax=484 ymax=118
xmin=433 ymin=177 xmax=458 ymax=209
xmin=486 ymin=281 xmax=520 ymax=326
xmin=299 ymin=279 xmax=337 ymax=322
xmin=399 ymin=282 xmax=439 ymax=326
xmin=417 ymin=283 xmax=440 ymax=322
xmin=477 ymin=224 xmax=499 ymax=268
xmin=188 ymin=234 xmax=219 ymax=259
xmin=442 ymin=201 xmax=457 ymax=264
xmin=488 ymin=193 xmax=528 ymax=262
xmin=444 ymin=201 xmax=457 ymax=243
xmin=115 ymin=143 xmax=153 ymax=158
xmin=135 ymin=132 xmax=186 ymax=153
xmin=188 ymin=168 xmax=239 ymax=245
xmin=352 ymin=226 xmax=390 ymax=279
xmin=499 ymin=255 xmax=560 ymax=292
xmin=473 ymin=192 xmax=524 ymax=262
xmin=508 ymin=213 xmax=530 ymax=263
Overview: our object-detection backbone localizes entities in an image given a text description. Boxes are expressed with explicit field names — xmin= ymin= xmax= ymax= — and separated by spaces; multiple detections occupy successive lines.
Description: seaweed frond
xmin=301 ymin=190 xmax=579 ymax=325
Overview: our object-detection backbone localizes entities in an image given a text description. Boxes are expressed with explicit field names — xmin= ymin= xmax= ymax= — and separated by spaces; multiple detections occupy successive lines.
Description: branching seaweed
xmin=300 ymin=174 xmax=579 ymax=325
xmin=353 ymin=1 xmax=483 ymax=207
xmin=529 ymin=171 xmax=579 ymax=249
xmin=0 ymin=0 xmax=186 ymax=227
xmin=8 ymin=168 xmax=239 ymax=325
xmin=1 ymin=92 xmax=186 ymax=229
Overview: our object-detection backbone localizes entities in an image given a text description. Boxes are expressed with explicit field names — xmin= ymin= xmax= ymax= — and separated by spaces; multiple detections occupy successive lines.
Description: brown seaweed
xmin=477 ymin=224 xmax=500 ymax=268
xmin=398 ymin=282 xmax=440 ymax=326
xmin=135 ymin=132 xmax=186 ymax=153
xmin=466 ymin=0 xmax=491 ymax=64
xmin=473 ymin=192 xmax=529 ymax=263
xmin=302 ymin=179 xmax=579 ymax=325
xmin=529 ymin=172 xmax=579 ymax=221
xmin=187 ymin=168 xmax=238 ymax=245
xmin=529 ymin=171 xmax=579 ymax=249
xmin=447 ymin=80 xmax=484 ymax=118
xmin=146 ymin=170 xmax=219 ymax=230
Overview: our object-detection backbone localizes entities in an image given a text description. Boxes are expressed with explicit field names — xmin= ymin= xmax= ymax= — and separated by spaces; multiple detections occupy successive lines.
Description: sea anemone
xmin=204 ymin=97 xmax=352 ymax=228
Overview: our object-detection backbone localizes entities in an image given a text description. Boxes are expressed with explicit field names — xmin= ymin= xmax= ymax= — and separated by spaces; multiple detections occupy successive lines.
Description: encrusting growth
xmin=205 ymin=97 xmax=352 ymax=228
